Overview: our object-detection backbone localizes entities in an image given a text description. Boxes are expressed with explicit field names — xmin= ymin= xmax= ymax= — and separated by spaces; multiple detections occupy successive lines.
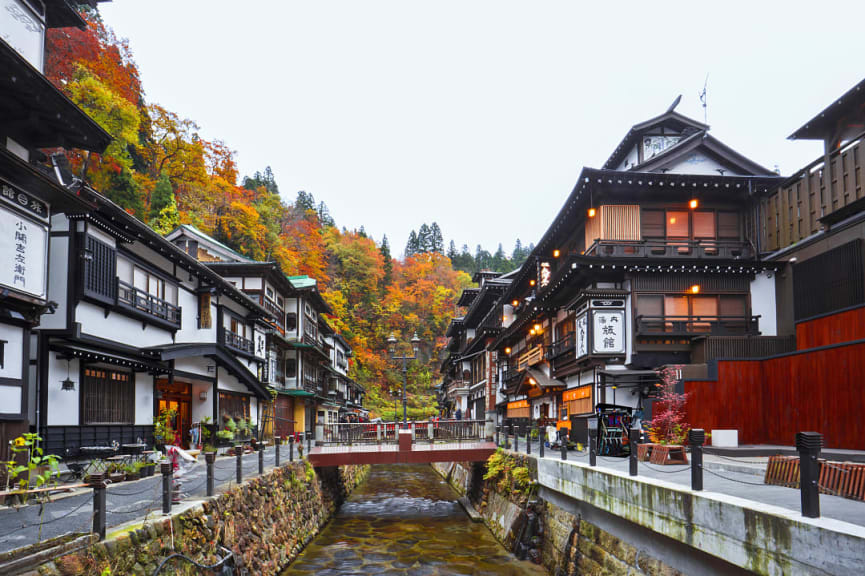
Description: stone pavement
xmin=502 ymin=437 xmax=865 ymax=527
xmin=0 ymin=447 xmax=287 ymax=554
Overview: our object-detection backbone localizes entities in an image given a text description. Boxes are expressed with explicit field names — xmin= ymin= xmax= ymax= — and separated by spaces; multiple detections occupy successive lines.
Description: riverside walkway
xmin=501 ymin=434 xmax=865 ymax=528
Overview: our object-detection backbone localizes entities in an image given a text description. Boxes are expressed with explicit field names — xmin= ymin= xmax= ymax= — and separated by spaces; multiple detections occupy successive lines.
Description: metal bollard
xmin=589 ymin=429 xmax=597 ymax=467
xmin=514 ymin=427 xmax=519 ymax=452
xmin=560 ymin=428 xmax=568 ymax=461
xmin=377 ymin=424 xmax=382 ymax=443
xmin=258 ymin=443 xmax=265 ymax=475
xmin=274 ymin=436 xmax=281 ymax=467
xmin=688 ymin=429 xmax=705 ymax=491
xmin=509 ymin=422 xmax=514 ymax=448
xmin=796 ymin=431 xmax=823 ymax=518
xmin=91 ymin=474 xmax=107 ymax=540
xmin=526 ymin=426 xmax=532 ymax=455
xmin=235 ymin=444 xmax=243 ymax=484
xmin=540 ymin=427 xmax=545 ymax=458
xmin=289 ymin=438 xmax=295 ymax=462
xmin=161 ymin=462 xmax=173 ymax=514
xmin=629 ymin=429 xmax=639 ymax=476
xmin=495 ymin=425 xmax=500 ymax=447
xmin=307 ymin=434 xmax=312 ymax=455
xmin=205 ymin=452 xmax=216 ymax=497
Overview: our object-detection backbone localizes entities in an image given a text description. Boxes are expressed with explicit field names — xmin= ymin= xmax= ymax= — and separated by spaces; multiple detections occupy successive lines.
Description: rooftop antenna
xmin=699 ymin=73 xmax=709 ymax=125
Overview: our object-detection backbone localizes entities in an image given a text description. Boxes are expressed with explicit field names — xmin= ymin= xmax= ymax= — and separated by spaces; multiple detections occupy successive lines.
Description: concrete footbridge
xmin=307 ymin=420 xmax=497 ymax=467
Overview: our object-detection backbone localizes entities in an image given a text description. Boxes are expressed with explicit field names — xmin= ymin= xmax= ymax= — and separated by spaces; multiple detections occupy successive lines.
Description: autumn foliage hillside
xmin=46 ymin=11 xmax=472 ymax=418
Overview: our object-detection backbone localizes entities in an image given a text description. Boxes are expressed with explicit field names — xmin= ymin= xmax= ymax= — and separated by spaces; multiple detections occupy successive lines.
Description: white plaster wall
xmin=244 ymin=277 xmax=262 ymax=290
xmin=174 ymin=356 xmax=212 ymax=377
xmin=134 ymin=373 xmax=153 ymax=425
xmin=0 ymin=385 xmax=22 ymax=415
xmin=42 ymin=236 xmax=68 ymax=330
xmin=751 ymin=271 xmax=777 ymax=336
xmin=46 ymin=353 xmax=79 ymax=426
xmin=174 ymin=287 xmax=217 ymax=344
xmin=218 ymin=371 xmax=247 ymax=394
xmin=116 ymin=254 xmax=133 ymax=284
xmin=0 ymin=323 xmax=23 ymax=380
xmin=77 ymin=302 xmax=173 ymax=348
xmin=617 ymin=145 xmax=639 ymax=171
xmin=190 ymin=380 xmax=213 ymax=423
xmin=86 ymin=226 xmax=115 ymax=247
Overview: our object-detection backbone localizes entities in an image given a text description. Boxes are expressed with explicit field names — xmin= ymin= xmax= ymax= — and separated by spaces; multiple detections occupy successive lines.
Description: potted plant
xmin=123 ymin=462 xmax=141 ymax=481
xmin=107 ymin=462 xmax=126 ymax=483
xmin=140 ymin=460 xmax=156 ymax=478
xmin=154 ymin=408 xmax=177 ymax=450
xmin=642 ymin=365 xmax=691 ymax=465
xmin=200 ymin=416 xmax=216 ymax=453
xmin=235 ymin=418 xmax=249 ymax=442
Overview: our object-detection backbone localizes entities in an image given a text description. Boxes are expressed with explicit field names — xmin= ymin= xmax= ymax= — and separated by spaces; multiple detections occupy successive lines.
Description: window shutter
xmin=693 ymin=212 xmax=716 ymax=239
xmin=666 ymin=211 xmax=689 ymax=238
xmin=637 ymin=295 xmax=663 ymax=317
xmin=719 ymin=295 xmax=746 ymax=317
xmin=83 ymin=236 xmax=116 ymax=303
xmin=641 ymin=210 xmax=665 ymax=238
xmin=718 ymin=212 xmax=740 ymax=238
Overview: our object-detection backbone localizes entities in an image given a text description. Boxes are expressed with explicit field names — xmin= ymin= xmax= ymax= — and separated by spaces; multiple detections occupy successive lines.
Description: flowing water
xmin=282 ymin=464 xmax=548 ymax=575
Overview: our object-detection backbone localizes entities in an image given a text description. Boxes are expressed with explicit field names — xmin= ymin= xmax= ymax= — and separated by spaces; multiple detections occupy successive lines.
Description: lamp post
xmin=387 ymin=332 xmax=421 ymax=426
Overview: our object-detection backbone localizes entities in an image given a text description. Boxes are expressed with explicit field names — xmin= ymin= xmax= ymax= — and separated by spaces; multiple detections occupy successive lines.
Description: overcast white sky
xmin=100 ymin=1 xmax=864 ymax=257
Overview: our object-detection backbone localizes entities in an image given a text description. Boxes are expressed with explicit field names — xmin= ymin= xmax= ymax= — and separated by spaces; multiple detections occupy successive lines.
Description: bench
xmin=649 ymin=444 xmax=688 ymax=465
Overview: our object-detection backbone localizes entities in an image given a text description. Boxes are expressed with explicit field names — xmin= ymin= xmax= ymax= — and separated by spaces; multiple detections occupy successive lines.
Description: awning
xmin=147 ymin=343 xmax=270 ymax=400
xmin=275 ymin=388 xmax=314 ymax=397
xmin=51 ymin=341 xmax=166 ymax=373
xmin=515 ymin=368 xmax=565 ymax=397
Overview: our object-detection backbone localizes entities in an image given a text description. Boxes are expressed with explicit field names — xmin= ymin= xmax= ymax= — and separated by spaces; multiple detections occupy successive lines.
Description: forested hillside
xmin=46 ymin=10 xmax=474 ymax=418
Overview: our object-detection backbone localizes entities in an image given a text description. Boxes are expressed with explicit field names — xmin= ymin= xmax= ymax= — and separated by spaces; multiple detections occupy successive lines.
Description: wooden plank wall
xmin=796 ymin=305 xmax=865 ymax=350
xmin=684 ymin=340 xmax=865 ymax=449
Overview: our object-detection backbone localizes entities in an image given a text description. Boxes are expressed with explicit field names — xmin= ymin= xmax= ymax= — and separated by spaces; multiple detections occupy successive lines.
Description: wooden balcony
xmin=585 ymin=239 xmax=754 ymax=260
xmin=765 ymin=130 xmax=865 ymax=251
xmin=517 ymin=346 xmax=544 ymax=371
xmin=691 ymin=335 xmax=795 ymax=363
xmin=221 ymin=328 xmax=255 ymax=356
xmin=636 ymin=315 xmax=760 ymax=337
xmin=549 ymin=333 xmax=575 ymax=359
xmin=116 ymin=279 xmax=181 ymax=329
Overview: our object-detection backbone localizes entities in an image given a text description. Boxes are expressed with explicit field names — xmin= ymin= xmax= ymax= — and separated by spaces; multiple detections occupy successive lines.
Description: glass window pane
xmin=693 ymin=212 xmax=716 ymax=239
xmin=666 ymin=211 xmax=689 ymax=238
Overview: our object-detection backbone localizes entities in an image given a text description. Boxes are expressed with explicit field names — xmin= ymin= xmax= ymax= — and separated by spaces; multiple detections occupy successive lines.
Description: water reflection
xmin=282 ymin=464 xmax=547 ymax=575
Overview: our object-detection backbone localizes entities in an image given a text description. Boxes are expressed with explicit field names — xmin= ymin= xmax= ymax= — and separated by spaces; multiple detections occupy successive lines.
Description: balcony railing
xmin=517 ymin=346 xmax=544 ymax=371
xmin=549 ymin=332 xmax=575 ymax=359
xmin=262 ymin=298 xmax=284 ymax=327
xmin=585 ymin=239 xmax=754 ymax=260
xmin=636 ymin=315 xmax=759 ymax=337
xmin=222 ymin=329 xmax=255 ymax=355
xmin=117 ymin=280 xmax=181 ymax=328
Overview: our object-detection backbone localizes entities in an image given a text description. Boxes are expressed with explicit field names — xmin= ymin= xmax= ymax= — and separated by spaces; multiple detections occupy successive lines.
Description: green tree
xmin=148 ymin=171 xmax=174 ymax=222
xmin=104 ymin=166 xmax=144 ymax=217
xmin=405 ymin=230 xmax=418 ymax=257
xmin=417 ymin=223 xmax=432 ymax=253
xmin=380 ymin=235 xmax=393 ymax=286
xmin=430 ymin=222 xmax=444 ymax=253
xmin=447 ymin=240 xmax=457 ymax=259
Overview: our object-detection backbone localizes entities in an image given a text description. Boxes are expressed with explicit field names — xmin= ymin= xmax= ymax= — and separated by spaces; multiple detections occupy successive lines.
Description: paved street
xmin=0 ymin=447 xmax=288 ymax=554
xmin=501 ymin=437 xmax=865 ymax=527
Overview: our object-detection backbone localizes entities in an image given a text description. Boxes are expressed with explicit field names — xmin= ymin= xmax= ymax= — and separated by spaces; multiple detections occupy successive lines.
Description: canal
xmin=282 ymin=464 xmax=548 ymax=575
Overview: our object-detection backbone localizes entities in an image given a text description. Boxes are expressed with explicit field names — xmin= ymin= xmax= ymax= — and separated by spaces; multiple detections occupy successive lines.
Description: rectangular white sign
xmin=575 ymin=313 xmax=588 ymax=359
xmin=592 ymin=310 xmax=625 ymax=355
xmin=0 ymin=205 xmax=48 ymax=299
xmin=1 ymin=0 xmax=45 ymax=71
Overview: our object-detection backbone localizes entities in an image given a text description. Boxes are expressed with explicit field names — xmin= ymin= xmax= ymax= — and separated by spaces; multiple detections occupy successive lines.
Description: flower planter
xmin=108 ymin=472 xmax=126 ymax=483
xmin=126 ymin=472 xmax=140 ymax=481
xmin=649 ymin=444 xmax=688 ymax=465
xmin=141 ymin=464 xmax=155 ymax=478
xmin=637 ymin=443 xmax=657 ymax=462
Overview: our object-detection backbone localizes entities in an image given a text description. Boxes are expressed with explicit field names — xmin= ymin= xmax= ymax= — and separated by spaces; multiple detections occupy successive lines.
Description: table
xmin=121 ymin=443 xmax=147 ymax=461
xmin=79 ymin=446 xmax=118 ymax=475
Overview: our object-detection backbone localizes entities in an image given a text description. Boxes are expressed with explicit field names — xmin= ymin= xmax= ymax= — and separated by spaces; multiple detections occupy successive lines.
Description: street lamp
xmin=387 ymin=332 xmax=421 ymax=425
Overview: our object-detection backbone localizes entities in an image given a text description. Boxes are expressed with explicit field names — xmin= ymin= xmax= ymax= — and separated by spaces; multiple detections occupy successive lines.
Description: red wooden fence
xmin=796 ymin=305 xmax=865 ymax=350
xmin=684 ymin=340 xmax=865 ymax=449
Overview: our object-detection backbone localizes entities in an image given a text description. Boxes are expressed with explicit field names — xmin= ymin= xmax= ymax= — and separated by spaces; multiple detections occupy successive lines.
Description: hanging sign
xmin=575 ymin=313 xmax=588 ymax=358
xmin=0 ymin=180 xmax=48 ymax=299
xmin=1 ymin=0 xmax=45 ymax=71
xmin=538 ymin=261 xmax=551 ymax=288
xmin=592 ymin=310 xmax=625 ymax=354
xmin=562 ymin=386 xmax=591 ymax=402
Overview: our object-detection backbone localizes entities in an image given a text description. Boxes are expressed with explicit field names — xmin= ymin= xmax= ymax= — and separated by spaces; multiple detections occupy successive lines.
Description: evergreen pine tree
xmin=107 ymin=167 xmax=145 ymax=219
xmin=358 ymin=225 xmax=367 ymax=238
xmin=492 ymin=243 xmax=507 ymax=272
xmin=380 ymin=235 xmax=393 ymax=285
xmin=447 ymin=240 xmax=457 ymax=259
xmin=405 ymin=230 xmax=419 ymax=257
xmin=417 ymin=223 xmax=432 ymax=253
xmin=317 ymin=201 xmax=335 ymax=227
xmin=430 ymin=222 xmax=445 ymax=253
xmin=295 ymin=190 xmax=317 ymax=214
xmin=149 ymin=171 xmax=174 ymax=222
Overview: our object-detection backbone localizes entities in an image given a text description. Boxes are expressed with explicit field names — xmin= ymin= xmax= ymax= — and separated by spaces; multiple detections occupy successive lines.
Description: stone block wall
xmin=30 ymin=461 xmax=368 ymax=576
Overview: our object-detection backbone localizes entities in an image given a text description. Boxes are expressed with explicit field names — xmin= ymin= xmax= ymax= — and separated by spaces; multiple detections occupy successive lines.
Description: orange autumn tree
xmin=45 ymin=6 xmax=476 ymax=419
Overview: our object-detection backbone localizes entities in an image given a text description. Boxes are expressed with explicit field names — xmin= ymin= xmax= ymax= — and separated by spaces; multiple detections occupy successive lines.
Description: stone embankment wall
xmin=30 ymin=461 xmax=367 ymax=576
xmin=435 ymin=454 xmax=718 ymax=576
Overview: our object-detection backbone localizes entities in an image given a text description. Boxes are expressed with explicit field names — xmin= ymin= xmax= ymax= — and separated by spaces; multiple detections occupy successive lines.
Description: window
xmin=198 ymin=292 xmax=212 ymax=329
xmin=219 ymin=391 xmax=250 ymax=422
xmin=641 ymin=210 xmax=665 ymax=239
xmin=276 ymin=296 xmax=284 ymax=309
xmin=286 ymin=358 xmax=297 ymax=379
xmin=666 ymin=211 xmax=689 ymax=238
xmin=81 ymin=368 xmax=133 ymax=425
xmin=266 ymin=286 xmax=274 ymax=299
xmin=692 ymin=212 xmax=716 ymax=239
xmin=133 ymin=266 xmax=165 ymax=300
xmin=82 ymin=235 xmax=116 ymax=303
xmin=286 ymin=313 xmax=297 ymax=331
xmin=718 ymin=212 xmax=740 ymax=239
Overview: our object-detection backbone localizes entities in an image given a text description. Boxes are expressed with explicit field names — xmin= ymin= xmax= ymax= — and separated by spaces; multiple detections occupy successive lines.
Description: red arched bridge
xmin=307 ymin=420 xmax=497 ymax=467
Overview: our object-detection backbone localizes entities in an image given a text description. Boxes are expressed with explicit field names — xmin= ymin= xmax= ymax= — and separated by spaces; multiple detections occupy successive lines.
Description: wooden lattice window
xmin=81 ymin=368 xmax=133 ymax=425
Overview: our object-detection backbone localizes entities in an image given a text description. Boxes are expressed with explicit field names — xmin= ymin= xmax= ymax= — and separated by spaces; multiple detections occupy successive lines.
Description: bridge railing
xmin=319 ymin=420 xmax=485 ymax=445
